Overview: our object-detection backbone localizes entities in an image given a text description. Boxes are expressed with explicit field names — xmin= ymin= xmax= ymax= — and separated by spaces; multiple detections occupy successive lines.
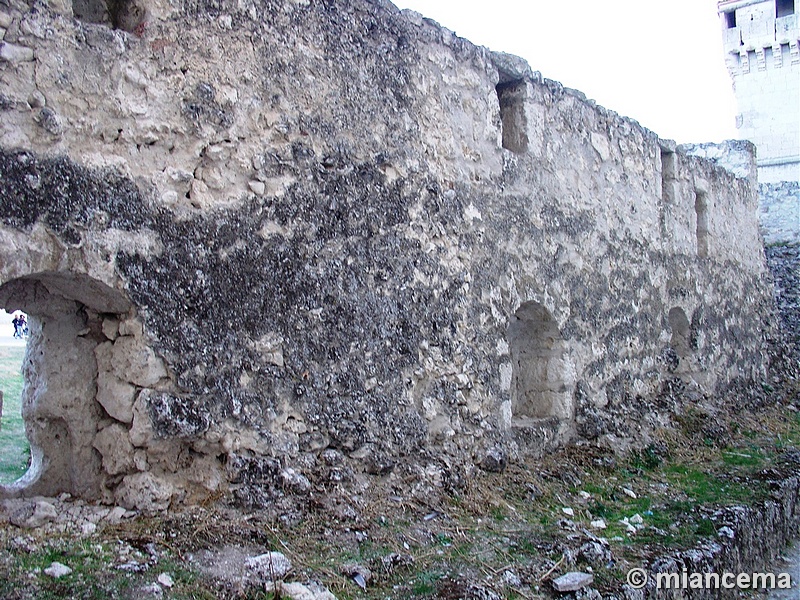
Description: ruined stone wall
xmin=0 ymin=0 xmax=775 ymax=510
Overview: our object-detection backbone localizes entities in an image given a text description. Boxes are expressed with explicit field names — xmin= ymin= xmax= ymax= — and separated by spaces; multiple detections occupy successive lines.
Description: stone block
xmin=96 ymin=370 xmax=137 ymax=423
xmin=246 ymin=552 xmax=292 ymax=580
xmin=110 ymin=336 xmax=167 ymax=387
xmin=93 ymin=423 xmax=135 ymax=475
xmin=115 ymin=472 xmax=174 ymax=512
xmin=0 ymin=42 xmax=33 ymax=62
xmin=552 ymin=571 xmax=594 ymax=592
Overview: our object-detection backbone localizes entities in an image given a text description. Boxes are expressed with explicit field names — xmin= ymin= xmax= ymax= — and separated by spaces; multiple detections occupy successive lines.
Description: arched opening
xmin=668 ymin=307 xmax=693 ymax=373
xmin=507 ymin=302 xmax=572 ymax=423
xmin=0 ymin=310 xmax=29 ymax=484
xmin=0 ymin=272 xmax=131 ymax=500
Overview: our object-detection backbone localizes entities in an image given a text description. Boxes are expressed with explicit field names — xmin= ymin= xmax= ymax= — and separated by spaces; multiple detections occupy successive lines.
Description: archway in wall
xmin=668 ymin=306 xmax=693 ymax=375
xmin=507 ymin=301 xmax=572 ymax=423
xmin=0 ymin=272 xmax=131 ymax=500
xmin=0 ymin=311 xmax=28 ymax=484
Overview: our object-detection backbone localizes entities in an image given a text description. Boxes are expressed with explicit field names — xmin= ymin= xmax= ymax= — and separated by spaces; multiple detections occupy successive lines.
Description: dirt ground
xmin=2 ymin=379 xmax=800 ymax=600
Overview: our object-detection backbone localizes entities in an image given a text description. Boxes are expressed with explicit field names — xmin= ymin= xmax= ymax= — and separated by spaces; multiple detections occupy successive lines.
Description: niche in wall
xmin=507 ymin=302 xmax=572 ymax=422
xmin=496 ymin=79 xmax=529 ymax=153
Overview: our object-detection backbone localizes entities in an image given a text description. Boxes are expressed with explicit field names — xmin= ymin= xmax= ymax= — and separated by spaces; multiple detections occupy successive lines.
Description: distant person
xmin=11 ymin=313 xmax=27 ymax=339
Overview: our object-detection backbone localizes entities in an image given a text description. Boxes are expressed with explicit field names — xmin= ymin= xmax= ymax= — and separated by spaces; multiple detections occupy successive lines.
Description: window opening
xmin=777 ymin=0 xmax=794 ymax=18
xmin=496 ymin=79 xmax=529 ymax=153
xmin=724 ymin=10 xmax=737 ymax=28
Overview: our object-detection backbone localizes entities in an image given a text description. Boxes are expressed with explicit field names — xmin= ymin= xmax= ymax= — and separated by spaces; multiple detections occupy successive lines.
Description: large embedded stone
xmin=93 ymin=423 xmax=135 ymax=475
xmin=552 ymin=572 xmax=594 ymax=592
xmin=115 ymin=472 xmax=174 ymax=512
xmin=96 ymin=370 xmax=137 ymax=424
xmin=109 ymin=336 xmax=167 ymax=388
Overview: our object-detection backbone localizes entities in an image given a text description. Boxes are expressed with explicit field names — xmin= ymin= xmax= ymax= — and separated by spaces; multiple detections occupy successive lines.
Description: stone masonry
xmin=0 ymin=0 xmax=778 ymax=511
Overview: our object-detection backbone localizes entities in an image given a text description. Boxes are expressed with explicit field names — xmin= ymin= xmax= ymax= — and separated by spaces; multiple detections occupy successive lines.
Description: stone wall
xmin=0 ymin=0 xmax=777 ymax=510
xmin=682 ymin=141 xmax=800 ymax=245
xmin=760 ymin=182 xmax=800 ymax=245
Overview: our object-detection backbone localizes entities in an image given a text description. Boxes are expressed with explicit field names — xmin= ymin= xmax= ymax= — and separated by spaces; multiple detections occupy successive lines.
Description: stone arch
xmin=507 ymin=301 xmax=572 ymax=422
xmin=0 ymin=271 xmax=132 ymax=500
xmin=667 ymin=306 xmax=700 ymax=381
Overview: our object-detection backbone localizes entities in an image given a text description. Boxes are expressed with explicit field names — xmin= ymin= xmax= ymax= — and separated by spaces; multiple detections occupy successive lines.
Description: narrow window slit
xmin=496 ymin=78 xmax=529 ymax=153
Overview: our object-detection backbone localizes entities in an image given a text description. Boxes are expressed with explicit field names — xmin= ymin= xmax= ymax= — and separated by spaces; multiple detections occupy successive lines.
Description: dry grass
xmin=1 ymin=378 xmax=798 ymax=598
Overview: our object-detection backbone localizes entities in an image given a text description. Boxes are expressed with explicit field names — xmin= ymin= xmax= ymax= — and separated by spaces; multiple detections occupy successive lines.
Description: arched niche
xmin=668 ymin=307 xmax=692 ymax=361
xmin=507 ymin=301 xmax=573 ymax=423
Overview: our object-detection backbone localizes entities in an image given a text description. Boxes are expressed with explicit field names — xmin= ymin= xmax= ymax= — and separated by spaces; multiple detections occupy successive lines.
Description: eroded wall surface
xmin=0 ymin=0 xmax=775 ymax=510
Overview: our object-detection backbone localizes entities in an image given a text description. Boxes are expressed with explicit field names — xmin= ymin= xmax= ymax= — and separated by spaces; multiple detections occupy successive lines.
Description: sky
xmin=390 ymin=0 xmax=739 ymax=144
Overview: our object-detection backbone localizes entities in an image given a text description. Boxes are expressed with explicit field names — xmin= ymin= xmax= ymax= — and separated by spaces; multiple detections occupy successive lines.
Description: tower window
xmin=724 ymin=11 xmax=737 ymax=28
xmin=776 ymin=0 xmax=794 ymax=18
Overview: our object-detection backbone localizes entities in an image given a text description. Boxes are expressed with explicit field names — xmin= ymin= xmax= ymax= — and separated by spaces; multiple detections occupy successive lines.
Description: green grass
xmin=0 ymin=345 xmax=30 ymax=484
xmin=0 ymin=536 xmax=210 ymax=600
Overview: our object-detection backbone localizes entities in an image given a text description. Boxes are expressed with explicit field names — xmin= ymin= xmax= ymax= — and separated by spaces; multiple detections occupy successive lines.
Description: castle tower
xmin=718 ymin=0 xmax=800 ymax=184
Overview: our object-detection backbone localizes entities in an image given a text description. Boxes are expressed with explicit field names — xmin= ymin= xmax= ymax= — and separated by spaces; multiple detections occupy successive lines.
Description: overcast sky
xmin=390 ymin=0 xmax=739 ymax=144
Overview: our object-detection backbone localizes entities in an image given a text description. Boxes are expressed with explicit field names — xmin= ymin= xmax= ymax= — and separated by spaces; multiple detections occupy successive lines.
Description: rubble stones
xmin=114 ymin=472 xmax=174 ymax=512
xmin=93 ymin=423 xmax=136 ymax=475
xmin=479 ymin=448 xmax=507 ymax=473
xmin=280 ymin=468 xmax=312 ymax=495
xmin=552 ymin=571 xmax=594 ymax=592
xmin=579 ymin=541 xmax=612 ymax=566
xmin=95 ymin=370 xmax=137 ymax=424
xmin=44 ymin=561 xmax=73 ymax=578
xmin=263 ymin=581 xmax=337 ymax=600
xmin=245 ymin=551 xmax=292 ymax=581
xmin=7 ymin=499 xmax=58 ymax=528
xmin=341 ymin=563 xmax=372 ymax=588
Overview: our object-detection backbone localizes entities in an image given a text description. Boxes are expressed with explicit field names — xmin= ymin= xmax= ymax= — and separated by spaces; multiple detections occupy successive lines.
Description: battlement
xmin=718 ymin=0 xmax=799 ymax=76
xmin=718 ymin=0 xmax=800 ymax=184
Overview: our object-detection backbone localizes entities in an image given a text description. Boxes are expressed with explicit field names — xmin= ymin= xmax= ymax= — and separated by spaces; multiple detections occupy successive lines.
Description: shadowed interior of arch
xmin=507 ymin=301 xmax=572 ymax=423
xmin=669 ymin=307 xmax=692 ymax=362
